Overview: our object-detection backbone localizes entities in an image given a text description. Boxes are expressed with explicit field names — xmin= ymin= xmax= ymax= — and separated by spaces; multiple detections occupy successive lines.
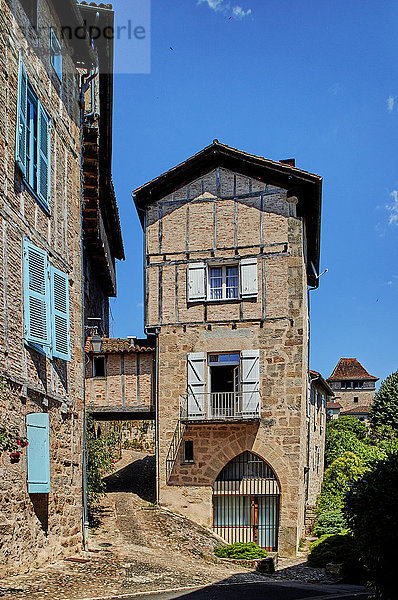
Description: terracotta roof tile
xmin=327 ymin=401 xmax=342 ymax=409
xmin=327 ymin=358 xmax=378 ymax=382
xmin=310 ymin=369 xmax=335 ymax=397
xmin=341 ymin=405 xmax=372 ymax=415
xmin=85 ymin=337 xmax=155 ymax=354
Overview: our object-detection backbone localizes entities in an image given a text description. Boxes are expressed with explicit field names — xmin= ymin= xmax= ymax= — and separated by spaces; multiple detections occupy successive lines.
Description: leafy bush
xmin=345 ymin=453 xmax=398 ymax=599
xmin=325 ymin=429 xmax=365 ymax=467
xmin=87 ymin=414 xmax=121 ymax=515
xmin=325 ymin=426 xmax=386 ymax=469
xmin=214 ymin=542 xmax=268 ymax=559
xmin=308 ymin=532 xmax=358 ymax=567
xmin=317 ymin=452 xmax=366 ymax=512
xmin=314 ymin=509 xmax=347 ymax=537
xmin=327 ymin=415 xmax=368 ymax=440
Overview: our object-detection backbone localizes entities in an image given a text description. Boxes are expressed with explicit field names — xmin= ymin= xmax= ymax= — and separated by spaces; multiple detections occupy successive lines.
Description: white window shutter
xmin=23 ymin=239 xmax=51 ymax=347
xmin=50 ymin=267 xmax=70 ymax=361
xmin=240 ymin=349 xmax=260 ymax=416
xmin=187 ymin=262 xmax=206 ymax=301
xmin=240 ymin=258 xmax=258 ymax=298
xmin=187 ymin=352 xmax=206 ymax=418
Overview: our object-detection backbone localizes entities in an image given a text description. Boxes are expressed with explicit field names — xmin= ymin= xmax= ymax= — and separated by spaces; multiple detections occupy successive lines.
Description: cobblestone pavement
xmin=0 ymin=452 xmax=367 ymax=600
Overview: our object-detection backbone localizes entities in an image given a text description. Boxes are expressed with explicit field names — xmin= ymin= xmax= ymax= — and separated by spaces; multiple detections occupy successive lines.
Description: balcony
xmin=179 ymin=392 xmax=261 ymax=422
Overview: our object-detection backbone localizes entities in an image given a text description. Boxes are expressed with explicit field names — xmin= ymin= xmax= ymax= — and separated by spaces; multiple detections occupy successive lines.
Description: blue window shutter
xmin=50 ymin=266 xmax=71 ymax=361
xmin=23 ymin=239 xmax=51 ymax=347
xmin=37 ymin=101 xmax=51 ymax=209
xmin=50 ymin=29 xmax=62 ymax=81
xmin=16 ymin=56 xmax=28 ymax=176
xmin=26 ymin=413 xmax=50 ymax=494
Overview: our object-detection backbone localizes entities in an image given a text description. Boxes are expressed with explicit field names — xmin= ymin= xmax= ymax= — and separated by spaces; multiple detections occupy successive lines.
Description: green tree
xmin=345 ymin=454 xmax=398 ymax=600
xmin=327 ymin=415 xmax=368 ymax=439
xmin=318 ymin=452 xmax=366 ymax=512
xmin=370 ymin=371 xmax=398 ymax=432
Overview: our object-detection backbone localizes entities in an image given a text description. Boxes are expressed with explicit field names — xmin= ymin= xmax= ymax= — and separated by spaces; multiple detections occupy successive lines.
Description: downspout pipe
xmin=79 ymin=68 xmax=95 ymax=551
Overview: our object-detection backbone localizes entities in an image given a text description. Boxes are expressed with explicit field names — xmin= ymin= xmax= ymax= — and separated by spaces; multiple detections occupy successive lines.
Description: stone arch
xmin=212 ymin=450 xmax=281 ymax=550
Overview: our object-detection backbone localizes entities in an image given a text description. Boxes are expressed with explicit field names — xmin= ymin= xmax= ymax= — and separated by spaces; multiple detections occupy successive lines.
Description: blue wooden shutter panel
xmin=26 ymin=413 xmax=50 ymax=494
xmin=23 ymin=239 xmax=51 ymax=347
xmin=50 ymin=29 xmax=62 ymax=81
xmin=16 ymin=56 xmax=28 ymax=175
xmin=37 ymin=102 xmax=50 ymax=209
xmin=50 ymin=266 xmax=71 ymax=361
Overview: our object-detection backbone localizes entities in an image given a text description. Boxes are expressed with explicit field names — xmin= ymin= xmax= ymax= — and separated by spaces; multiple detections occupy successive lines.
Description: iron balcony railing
xmin=179 ymin=391 xmax=261 ymax=422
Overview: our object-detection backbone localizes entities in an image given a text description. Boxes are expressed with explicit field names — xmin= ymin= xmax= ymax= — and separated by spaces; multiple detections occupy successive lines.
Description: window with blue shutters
xmin=16 ymin=56 xmax=28 ymax=176
xmin=23 ymin=238 xmax=51 ymax=348
xmin=50 ymin=29 xmax=62 ymax=81
xmin=50 ymin=267 xmax=70 ymax=361
xmin=37 ymin=101 xmax=50 ymax=210
xmin=16 ymin=57 xmax=51 ymax=212
xmin=26 ymin=413 xmax=50 ymax=494
xmin=23 ymin=239 xmax=71 ymax=361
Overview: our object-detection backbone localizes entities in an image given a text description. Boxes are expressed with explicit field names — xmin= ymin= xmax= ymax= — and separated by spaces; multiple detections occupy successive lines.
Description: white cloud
xmin=136 ymin=302 xmax=144 ymax=309
xmin=197 ymin=0 xmax=252 ymax=19
xmin=232 ymin=6 xmax=252 ymax=19
xmin=387 ymin=190 xmax=398 ymax=225
xmin=387 ymin=96 xmax=395 ymax=111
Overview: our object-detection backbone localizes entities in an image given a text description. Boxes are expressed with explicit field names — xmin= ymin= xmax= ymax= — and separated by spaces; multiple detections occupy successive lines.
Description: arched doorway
xmin=212 ymin=451 xmax=280 ymax=550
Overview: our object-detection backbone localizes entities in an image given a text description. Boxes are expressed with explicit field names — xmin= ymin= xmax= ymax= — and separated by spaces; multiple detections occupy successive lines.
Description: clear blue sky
xmin=109 ymin=0 xmax=398 ymax=385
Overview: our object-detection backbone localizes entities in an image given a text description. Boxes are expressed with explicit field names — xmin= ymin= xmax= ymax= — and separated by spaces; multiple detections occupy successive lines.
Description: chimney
xmin=279 ymin=158 xmax=295 ymax=167
xmin=127 ymin=335 xmax=137 ymax=348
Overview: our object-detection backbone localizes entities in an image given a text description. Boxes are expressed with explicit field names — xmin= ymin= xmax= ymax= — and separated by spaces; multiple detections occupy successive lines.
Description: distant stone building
xmin=133 ymin=141 xmax=326 ymax=557
xmin=326 ymin=358 xmax=378 ymax=422
xmin=0 ymin=0 xmax=122 ymax=576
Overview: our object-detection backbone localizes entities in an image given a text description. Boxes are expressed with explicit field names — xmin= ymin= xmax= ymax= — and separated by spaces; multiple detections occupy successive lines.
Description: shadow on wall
xmin=29 ymin=493 xmax=49 ymax=535
xmin=103 ymin=455 xmax=156 ymax=503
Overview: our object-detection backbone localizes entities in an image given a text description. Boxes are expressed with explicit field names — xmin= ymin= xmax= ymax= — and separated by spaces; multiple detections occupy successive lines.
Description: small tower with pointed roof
xmin=326 ymin=358 xmax=378 ymax=421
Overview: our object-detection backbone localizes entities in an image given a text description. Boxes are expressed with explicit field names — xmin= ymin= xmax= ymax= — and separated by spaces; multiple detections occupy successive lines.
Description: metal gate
xmin=212 ymin=451 xmax=280 ymax=551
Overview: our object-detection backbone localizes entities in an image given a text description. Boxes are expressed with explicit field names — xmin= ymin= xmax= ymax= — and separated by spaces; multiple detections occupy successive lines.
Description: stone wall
xmin=0 ymin=0 xmax=84 ymax=576
xmin=144 ymin=167 xmax=312 ymax=557
xmin=306 ymin=381 xmax=327 ymax=507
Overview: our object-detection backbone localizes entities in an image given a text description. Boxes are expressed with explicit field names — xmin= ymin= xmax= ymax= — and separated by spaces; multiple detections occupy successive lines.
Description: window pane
xmin=226 ymin=266 xmax=238 ymax=298
xmin=210 ymin=267 xmax=222 ymax=299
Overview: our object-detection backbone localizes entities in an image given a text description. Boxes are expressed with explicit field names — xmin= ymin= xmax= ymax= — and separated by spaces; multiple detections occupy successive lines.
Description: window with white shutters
xmin=187 ymin=258 xmax=258 ymax=303
xmin=187 ymin=352 xmax=206 ymax=418
xmin=23 ymin=239 xmax=70 ymax=361
xmin=240 ymin=258 xmax=258 ymax=298
xmin=187 ymin=263 xmax=206 ymax=301
xmin=240 ymin=349 xmax=260 ymax=416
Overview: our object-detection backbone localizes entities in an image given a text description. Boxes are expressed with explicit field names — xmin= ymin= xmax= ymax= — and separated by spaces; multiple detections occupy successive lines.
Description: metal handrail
xmin=165 ymin=420 xmax=186 ymax=482
xmin=179 ymin=391 xmax=261 ymax=421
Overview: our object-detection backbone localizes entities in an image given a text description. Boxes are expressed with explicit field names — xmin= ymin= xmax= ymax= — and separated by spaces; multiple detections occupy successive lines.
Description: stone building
xmin=306 ymin=371 xmax=334 ymax=508
xmin=326 ymin=358 xmax=378 ymax=422
xmin=85 ymin=337 xmax=155 ymax=420
xmin=0 ymin=0 xmax=122 ymax=576
xmin=79 ymin=2 xmax=124 ymax=335
xmin=133 ymin=141 xmax=325 ymax=557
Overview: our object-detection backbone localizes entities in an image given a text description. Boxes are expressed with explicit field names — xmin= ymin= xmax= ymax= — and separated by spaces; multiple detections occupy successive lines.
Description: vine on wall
xmin=0 ymin=377 xmax=28 ymax=464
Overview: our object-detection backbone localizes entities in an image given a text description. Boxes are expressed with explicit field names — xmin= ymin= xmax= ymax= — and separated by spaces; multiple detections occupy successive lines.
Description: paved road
xmin=113 ymin=581 xmax=373 ymax=600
